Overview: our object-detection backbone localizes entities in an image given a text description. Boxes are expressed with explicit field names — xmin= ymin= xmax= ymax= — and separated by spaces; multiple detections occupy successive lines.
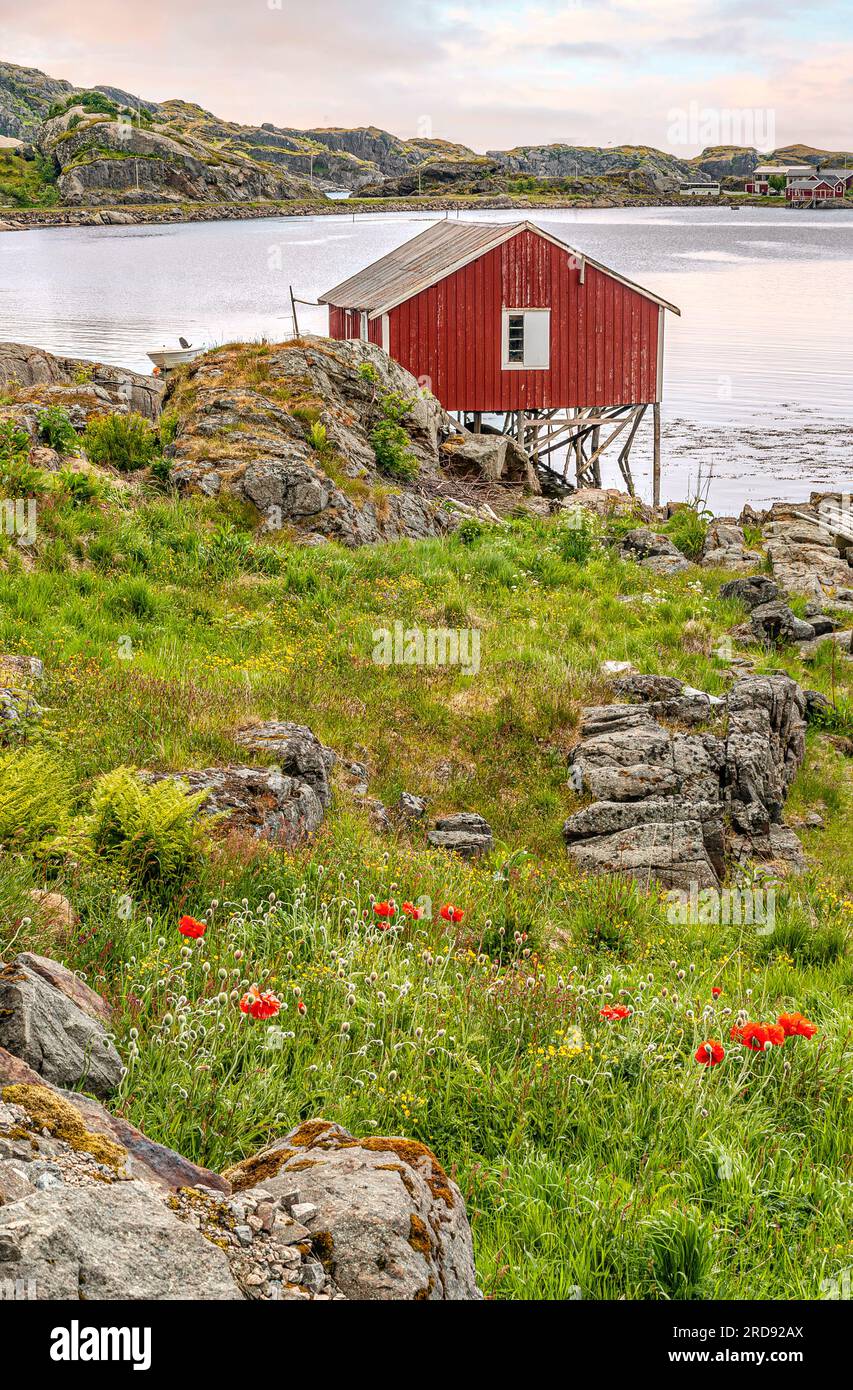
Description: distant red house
xmin=319 ymin=220 xmax=680 ymax=414
xmin=787 ymin=174 xmax=846 ymax=203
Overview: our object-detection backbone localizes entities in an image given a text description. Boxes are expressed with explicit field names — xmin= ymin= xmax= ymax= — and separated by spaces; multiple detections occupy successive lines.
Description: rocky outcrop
xmin=142 ymin=766 xmax=324 ymax=844
xmin=0 ymin=1180 xmax=244 ymax=1299
xmin=39 ymin=105 xmax=311 ymax=207
xmin=563 ymin=673 xmax=808 ymax=888
xmin=427 ymin=812 xmax=494 ymax=858
xmin=0 ymin=342 xmax=162 ymax=421
xmin=223 ymin=1119 xmax=482 ymax=1301
xmin=701 ymin=520 xmax=763 ymax=571
xmin=487 ymin=143 xmax=701 ymax=193
xmin=619 ymin=527 xmax=691 ymax=575
xmin=762 ymin=496 xmax=853 ymax=603
xmin=166 ymin=337 xmax=516 ymax=545
xmin=0 ymin=955 xmax=122 ymax=1098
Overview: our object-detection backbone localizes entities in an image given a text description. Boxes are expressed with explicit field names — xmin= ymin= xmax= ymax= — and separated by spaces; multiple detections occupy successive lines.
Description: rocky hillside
xmin=689 ymin=143 xmax=853 ymax=180
xmin=487 ymin=143 xmax=704 ymax=193
xmin=5 ymin=56 xmax=847 ymax=214
xmin=163 ymin=336 xmax=539 ymax=544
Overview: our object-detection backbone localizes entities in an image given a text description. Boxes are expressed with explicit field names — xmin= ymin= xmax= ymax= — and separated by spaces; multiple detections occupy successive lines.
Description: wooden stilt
xmin=652 ymin=402 xmax=661 ymax=510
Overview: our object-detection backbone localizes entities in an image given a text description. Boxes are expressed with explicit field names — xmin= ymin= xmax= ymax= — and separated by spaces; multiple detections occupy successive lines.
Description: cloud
xmin=0 ymin=0 xmax=850 ymax=151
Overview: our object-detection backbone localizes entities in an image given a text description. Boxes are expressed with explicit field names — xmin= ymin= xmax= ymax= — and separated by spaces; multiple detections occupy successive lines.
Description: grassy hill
xmin=1 ymin=356 xmax=851 ymax=1298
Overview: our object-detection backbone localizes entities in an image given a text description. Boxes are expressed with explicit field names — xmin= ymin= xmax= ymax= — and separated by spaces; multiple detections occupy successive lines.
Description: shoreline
xmin=0 ymin=191 xmax=825 ymax=234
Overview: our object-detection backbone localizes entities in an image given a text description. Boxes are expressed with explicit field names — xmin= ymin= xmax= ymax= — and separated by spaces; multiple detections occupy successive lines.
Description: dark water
xmin=2 ymin=206 xmax=852 ymax=509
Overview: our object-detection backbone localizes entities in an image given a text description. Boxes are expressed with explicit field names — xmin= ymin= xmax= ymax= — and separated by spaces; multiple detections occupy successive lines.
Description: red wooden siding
xmin=327 ymin=306 xmax=382 ymax=344
xmin=328 ymin=228 xmax=661 ymax=411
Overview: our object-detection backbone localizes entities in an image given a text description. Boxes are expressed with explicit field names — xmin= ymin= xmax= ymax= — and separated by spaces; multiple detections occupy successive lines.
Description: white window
xmin=359 ymin=311 xmax=368 ymax=342
xmin=501 ymin=308 xmax=550 ymax=370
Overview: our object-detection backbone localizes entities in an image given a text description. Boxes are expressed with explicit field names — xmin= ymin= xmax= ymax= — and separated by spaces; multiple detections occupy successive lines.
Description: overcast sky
xmin=2 ymin=0 xmax=850 ymax=153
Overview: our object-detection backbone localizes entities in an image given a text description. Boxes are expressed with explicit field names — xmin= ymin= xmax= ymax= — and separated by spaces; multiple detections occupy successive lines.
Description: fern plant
xmin=0 ymin=748 xmax=71 ymax=848
xmin=75 ymin=768 xmax=213 ymax=893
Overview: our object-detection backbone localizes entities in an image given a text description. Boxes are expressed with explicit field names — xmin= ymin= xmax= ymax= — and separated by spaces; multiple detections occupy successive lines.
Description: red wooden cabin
xmin=320 ymin=220 xmax=679 ymax=413
xmin=319 ymin=220 xmax=679 ymax=501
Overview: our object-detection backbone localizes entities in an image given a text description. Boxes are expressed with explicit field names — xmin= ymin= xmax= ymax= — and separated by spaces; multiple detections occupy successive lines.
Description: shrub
xmin=663 ymin=505 xmax=710 ymax=561
xmin=556 ymin=511 xmax=597 ymax=564
xmin=0 ymin=419 xmax=30 ymax=462
xmin=56 ymin=469 xmax=103 ymax=505
xmin=78 ymin=768 xmax=212 ymax=894
xmin=371 ymin=420 xmax=418 ymax=481
xmin=83 ymin=412 xmax=158 ymax=472
xmin=0 ymin=748 xmax=71 ymax=846
xmin=37 ymin=406 xmax=79 ymax=455
xmin=157 ymin=410 xmax=179 ymax=449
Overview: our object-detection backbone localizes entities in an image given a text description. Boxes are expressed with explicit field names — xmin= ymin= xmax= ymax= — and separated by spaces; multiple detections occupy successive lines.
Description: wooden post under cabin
xmin=652 ymin=402 xmax=661 ymax=510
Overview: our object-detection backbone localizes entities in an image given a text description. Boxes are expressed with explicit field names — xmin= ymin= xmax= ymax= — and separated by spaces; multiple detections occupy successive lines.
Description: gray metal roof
xmin=318 ymin=219 xmax=680 ymax=317
xmin=788 ymin=175 xmax=841 ymax=188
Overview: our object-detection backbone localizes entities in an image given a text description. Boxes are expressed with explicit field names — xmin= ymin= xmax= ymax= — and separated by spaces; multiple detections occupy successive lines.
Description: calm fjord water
xmin=2 ymin=206 xmax=851 ymax=509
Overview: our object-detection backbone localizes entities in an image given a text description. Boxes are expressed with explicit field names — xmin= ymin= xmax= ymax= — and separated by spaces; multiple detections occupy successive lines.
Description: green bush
xmin=37 ymin=407 xmax=79 ymax=455
xmin=662 ymin=506 xmax=710 ymax=561
xmin=158 ymin=410 xmax=179 ymax=449
xmin=556 ymin=511 xmax=597 ymax=564
xmin=78 ymin=767 xmax=212 ymax=893
xmin=83 ymin=412 xmax=158 ymax=472
xmin=56 ymin=469 xmax=104 ymax=506
xmin=371 ymin=420 xmax=418 ymax=481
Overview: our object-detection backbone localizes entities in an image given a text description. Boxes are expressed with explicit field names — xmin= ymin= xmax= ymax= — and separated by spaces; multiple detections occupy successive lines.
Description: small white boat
xmin=147 ymin=338 xmax=205 ymax=370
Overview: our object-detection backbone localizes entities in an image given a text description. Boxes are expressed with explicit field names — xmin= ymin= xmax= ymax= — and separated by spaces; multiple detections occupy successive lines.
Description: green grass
xmin=0 ymin=472 xmax=850 ymax=1300
xmin=0 ymin=149 xmax=59 ymax=208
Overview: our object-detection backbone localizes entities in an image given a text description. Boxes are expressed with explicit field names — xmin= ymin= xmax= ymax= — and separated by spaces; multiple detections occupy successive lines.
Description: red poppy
xmin=778 ymin=1012 xmax=818 ymax=1040
xmin=711 ymin=987 xmax=722 ymax=1000
xmin=730 ymin=1021 xmax=785 ymax=1051
xmin=695 ymin=1040 xmax=725 ymax=1066
xmin=402 ymin=901 xmax=422 ymax=919
xmin=297 ymin=1000 xmax=306 ymax=1016
xmin=373 ymin=901 xmax=396 ymax=919
xmin=179 ymin=915 xmax=206 ymax=939
xmin=439 ymin=904 xmax=464 ymax=923
xmin=239 ymin=986 xmax=281 ymax=1020
xmin=599 ymin=1004 xmax=631 ymax=1021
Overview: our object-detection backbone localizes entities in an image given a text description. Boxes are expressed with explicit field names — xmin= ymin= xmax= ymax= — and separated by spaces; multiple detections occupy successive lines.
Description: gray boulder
xmin=427 ymin=812 xmax=494 ymax=858
xmin=235 ymin=721 xmax=335 ymax=808
xmin=0 ymin=957 xmax=122 ymax=1098
xmin=701 ymin=521 xmax=763 ymax=571
xmin=397 ymin=791 xmax=428 ymax=820
xmin=0 ymin=1184 xmax=243 ymax=1299
xmin=719 ymin=575 xmax=779 ymax=610
xmin=142 ymin=764 xmax=326 ymax=843
xmin=619 ymin=528 xmax=692 ymax=574
xmin=224 ymin=1119 xmax=482 ymax=1301
xmin=749 ymin=600 xmax=815 ymax=644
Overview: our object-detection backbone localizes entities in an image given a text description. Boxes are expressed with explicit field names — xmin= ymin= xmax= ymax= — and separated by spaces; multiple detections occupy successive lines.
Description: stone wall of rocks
xmin=563 ymin=672 xmax=808 ymax=889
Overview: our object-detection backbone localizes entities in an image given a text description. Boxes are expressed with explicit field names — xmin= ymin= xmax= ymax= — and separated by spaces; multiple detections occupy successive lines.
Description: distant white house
xmin=746 ymin=164 xmax=812 ymax=194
